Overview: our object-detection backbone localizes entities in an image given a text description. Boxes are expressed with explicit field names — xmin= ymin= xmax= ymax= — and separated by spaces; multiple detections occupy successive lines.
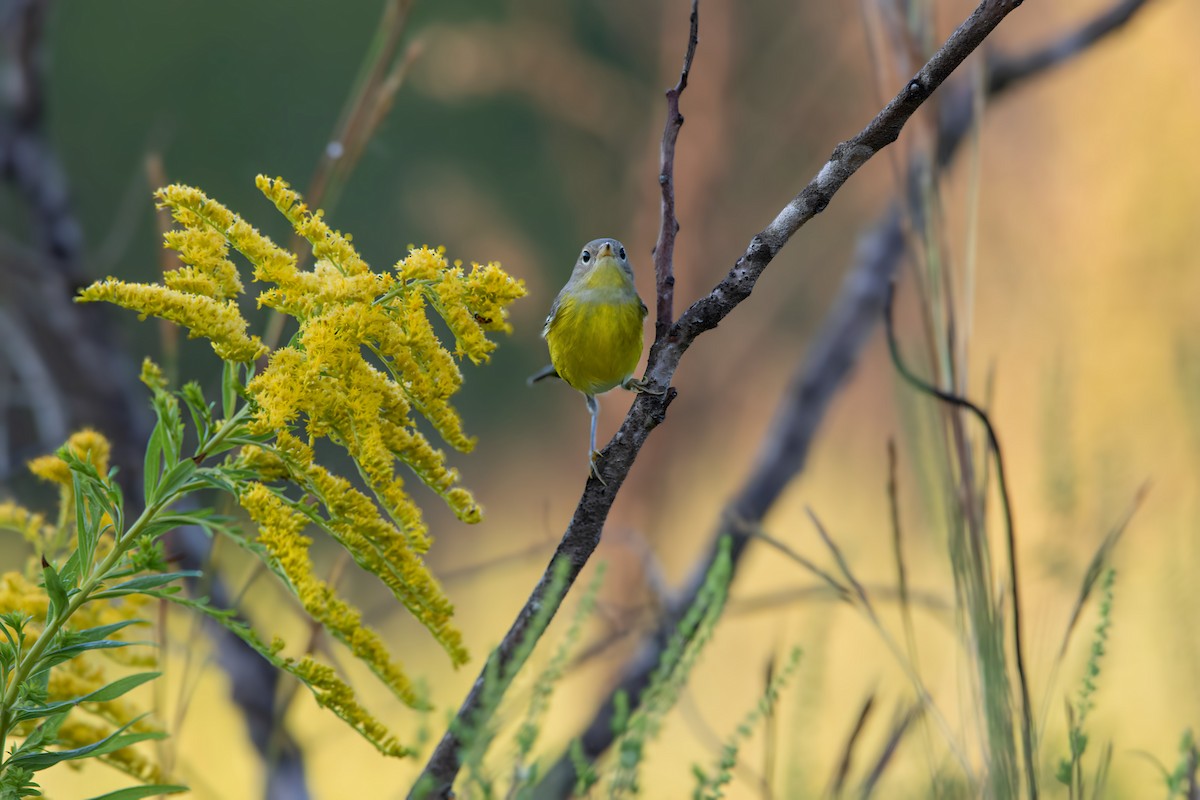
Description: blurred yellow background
xmin=5 ymin=0 xmax=1198 ymax=796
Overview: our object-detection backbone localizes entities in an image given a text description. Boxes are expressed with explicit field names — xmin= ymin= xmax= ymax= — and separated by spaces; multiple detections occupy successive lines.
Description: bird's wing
xmin=542 ymin=287 xmax=568 ymax=338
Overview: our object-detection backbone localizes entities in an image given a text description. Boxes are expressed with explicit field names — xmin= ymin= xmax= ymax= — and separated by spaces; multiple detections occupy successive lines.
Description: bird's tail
xmin=527 ymin=364 xmax=560 ymax=386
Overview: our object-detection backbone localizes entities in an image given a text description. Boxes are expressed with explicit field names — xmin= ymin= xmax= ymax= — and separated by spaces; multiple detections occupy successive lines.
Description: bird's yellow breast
xmin=545 ymin=268 xmax=646 ymax=396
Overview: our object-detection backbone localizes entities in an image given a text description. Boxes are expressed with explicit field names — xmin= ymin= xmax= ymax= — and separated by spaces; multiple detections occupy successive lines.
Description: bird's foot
xmin=623 ymin=377 xmax=666 ymax=396
xmin=589 ymin=450 xmax=607 ymax=486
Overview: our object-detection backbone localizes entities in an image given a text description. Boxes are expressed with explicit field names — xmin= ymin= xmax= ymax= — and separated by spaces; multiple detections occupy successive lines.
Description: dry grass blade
xmin=858 ymin=703 xmax=921 ymax=799
xmin=829 ymin=693 xmax=876 ymax=798
xmin=741 ymin=518 xmax=852 ymax=602
xmin=886 ymin=439 xmax=919 ymax=663
xmin=807 ymin=508 xmax=874 ymax=617
xmin=729 ymin=584 xmax=950 ymax=621
xmin=1037 ymin=483 xmax=1147 ymax=735
xmin=1056 ymin=483 xmax=1148 ymax=663
xmin=803 ymin=508 xmax=970 ymax=777
xmin=884 ymin=282 xmax=1037 ymax=799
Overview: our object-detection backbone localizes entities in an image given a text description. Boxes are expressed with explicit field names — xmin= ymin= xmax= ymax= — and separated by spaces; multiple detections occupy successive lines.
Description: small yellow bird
xmin=531 ymin=238 xmax=657 ymax=478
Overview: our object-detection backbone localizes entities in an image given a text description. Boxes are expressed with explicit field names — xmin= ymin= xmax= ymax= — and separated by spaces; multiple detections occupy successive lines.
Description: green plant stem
xmin=0 ymin=406 xmax=246 ymax=759
xmin=196 ymin=404 xmax=252 ymax=462
xmin=0 ymin=497 xmax=159 ymax=749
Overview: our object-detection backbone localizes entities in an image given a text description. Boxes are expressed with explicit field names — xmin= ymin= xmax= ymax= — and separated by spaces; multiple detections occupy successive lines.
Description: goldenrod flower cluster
xmin=239 ymin=432 xmax=467 ymax=666
xmin=27 ymin=427 xmax=111 ymax=486
xmin=76 ymin=177 xmax=524 ymax=745
xmin=0 ymin=502 xmax=50 ymax=548
xmin=78 ymin=212 xmax=267 ymax=363
xmin=25 ymin=429 xmax=116 ymax=543
xmin=291 ymin=656 xmax=410 ymax=758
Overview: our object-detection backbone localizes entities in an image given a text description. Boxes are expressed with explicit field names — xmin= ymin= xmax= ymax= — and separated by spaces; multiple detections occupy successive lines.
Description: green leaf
xmin=154 ymin=460 xmax=198 ymax=503
xmin=7 ymin=711 xmax=68 ymax=760
xmin=85 ymin=785 xmax=188 ymax=800
xmin=9 ymin=721 xmax=164 ymax=770
xmin=35 ymin=640 xmax=141 ymax=673
xmin=72 ymin=474 xmax=104 ymax=578
xmin=11 ymin=672 xmax=161 ymax=723
xmin=158 ymin=393 xmax=184 ymax=462
xmin=64 ymin=618 xmax=147 ymax=645
xmin=193 ymin=470 xmax=237 ymax=495
xmin=144 ymin=423 xmax=165 ymax=505
xmin=41 ymin=561 xmax=68 ymax=626
xmin=181 ymin=381 xmax=214 ymax=442
xmin=92 ymin=571 xmax=199 ymax=600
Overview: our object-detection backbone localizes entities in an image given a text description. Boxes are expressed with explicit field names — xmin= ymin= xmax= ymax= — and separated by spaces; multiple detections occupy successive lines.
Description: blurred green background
xmin=2 ymin=0 xmax=1198 ymax=796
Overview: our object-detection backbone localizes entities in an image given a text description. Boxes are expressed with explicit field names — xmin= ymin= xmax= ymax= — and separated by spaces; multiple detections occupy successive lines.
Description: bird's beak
xmin=597 ymin=242 xmax=615 ymax=259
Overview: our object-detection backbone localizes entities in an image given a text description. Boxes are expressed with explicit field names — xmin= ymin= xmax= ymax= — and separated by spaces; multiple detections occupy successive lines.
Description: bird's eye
xmin=619 ymin=246 xmax=627 ymax=260
xmin=581 ymin=250 xmax=591 ymax=263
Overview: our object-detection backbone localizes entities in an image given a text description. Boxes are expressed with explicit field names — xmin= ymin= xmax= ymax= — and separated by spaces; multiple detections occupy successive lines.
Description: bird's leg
xmin=622 ymin=376 xmax=666 ymax=396
xmin=586 ymin=394 xmax=606 ymax=484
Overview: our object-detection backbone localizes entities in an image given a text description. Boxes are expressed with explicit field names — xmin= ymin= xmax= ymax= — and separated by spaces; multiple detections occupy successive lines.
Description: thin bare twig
xmin=652 ymin=0 xmax=699 ymax=339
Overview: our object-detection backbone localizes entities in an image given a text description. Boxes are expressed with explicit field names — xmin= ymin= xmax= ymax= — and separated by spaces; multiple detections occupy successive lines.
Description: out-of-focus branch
xmin=987 ymin=0 xmax=1149 ymax=95
xmin=267 ymin=0 xmax=420 ymax=349
xmin=308 ymin=0 xmax=416 ymax=214
xmin=411 ymin=2 xmax=1027 ymax=796
xmin=0 ymin=0 xmax=147 ymax=478
xmin=533 ymin=0 xmax=1156 ymax=794
xmin=651 ymin=0 xmax=697 ymax=339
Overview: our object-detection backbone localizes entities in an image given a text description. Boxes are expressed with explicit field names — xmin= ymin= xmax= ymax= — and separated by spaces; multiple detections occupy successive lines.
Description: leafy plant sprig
xmin=0 ymin=176 xmax=523 ymax=796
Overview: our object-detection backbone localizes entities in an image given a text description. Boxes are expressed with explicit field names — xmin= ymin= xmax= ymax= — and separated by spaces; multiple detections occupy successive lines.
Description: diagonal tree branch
xmin=410 ymin=2 xmax=1029 ymax=796
xmin=530 ymin=0 xmax=1154 ymax=794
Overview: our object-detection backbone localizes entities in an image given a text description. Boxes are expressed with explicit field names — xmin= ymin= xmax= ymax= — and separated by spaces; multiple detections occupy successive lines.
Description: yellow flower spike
xmin=64 ymin=429 xmax=112 ymax=475
xmin=27 ymin=453 xmax=71 ymax=486
xmin=237 ymin=445 xmax=291 ymax=482
xmin=155 ymin=184 xmax=237 ymax=233
xmin=0 ymin=571 xmax=49 ymax=618
xmin=78 ymin=280 xmax=267 ymax=363
xmin=464 ymin=260 xmax=525 ymax=334
xmin=140 ymin=357 xmax=168 ymax=392
xmin=0 ymin=501 xmax=51 ymax=546
xmin=238 ymin=483 xmax=426 ymax=706
xmin=397 ymin=245 xmax=448 ymax=282
xmin=246 ymin=348 xmax=309 ymax=435
xmin=271 ymin=454 xmax=468 ymax=665
xmin=292 ymin=657 xmax=411 ymax=758
xmin=162 ymin=227 xmax=244 ymax=300
xmin=257 ymin=175 xmax=370 ymax=277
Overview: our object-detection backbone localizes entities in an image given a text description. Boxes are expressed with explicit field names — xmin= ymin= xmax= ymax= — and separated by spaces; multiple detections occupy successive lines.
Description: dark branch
xmin=652 ymin=0 xmax=698 ymax=340
xmin=410 ymin=2 xmax=1028 ymax=796
xmin=988 ymin=0 xmax=1150 ymax=95
xmin=532 ymin=0 xmax=1156 ymax=793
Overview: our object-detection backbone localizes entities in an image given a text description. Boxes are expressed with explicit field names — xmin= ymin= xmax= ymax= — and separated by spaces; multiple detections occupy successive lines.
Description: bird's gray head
xmin=573 ymin=237 xmax=635 ymax=282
